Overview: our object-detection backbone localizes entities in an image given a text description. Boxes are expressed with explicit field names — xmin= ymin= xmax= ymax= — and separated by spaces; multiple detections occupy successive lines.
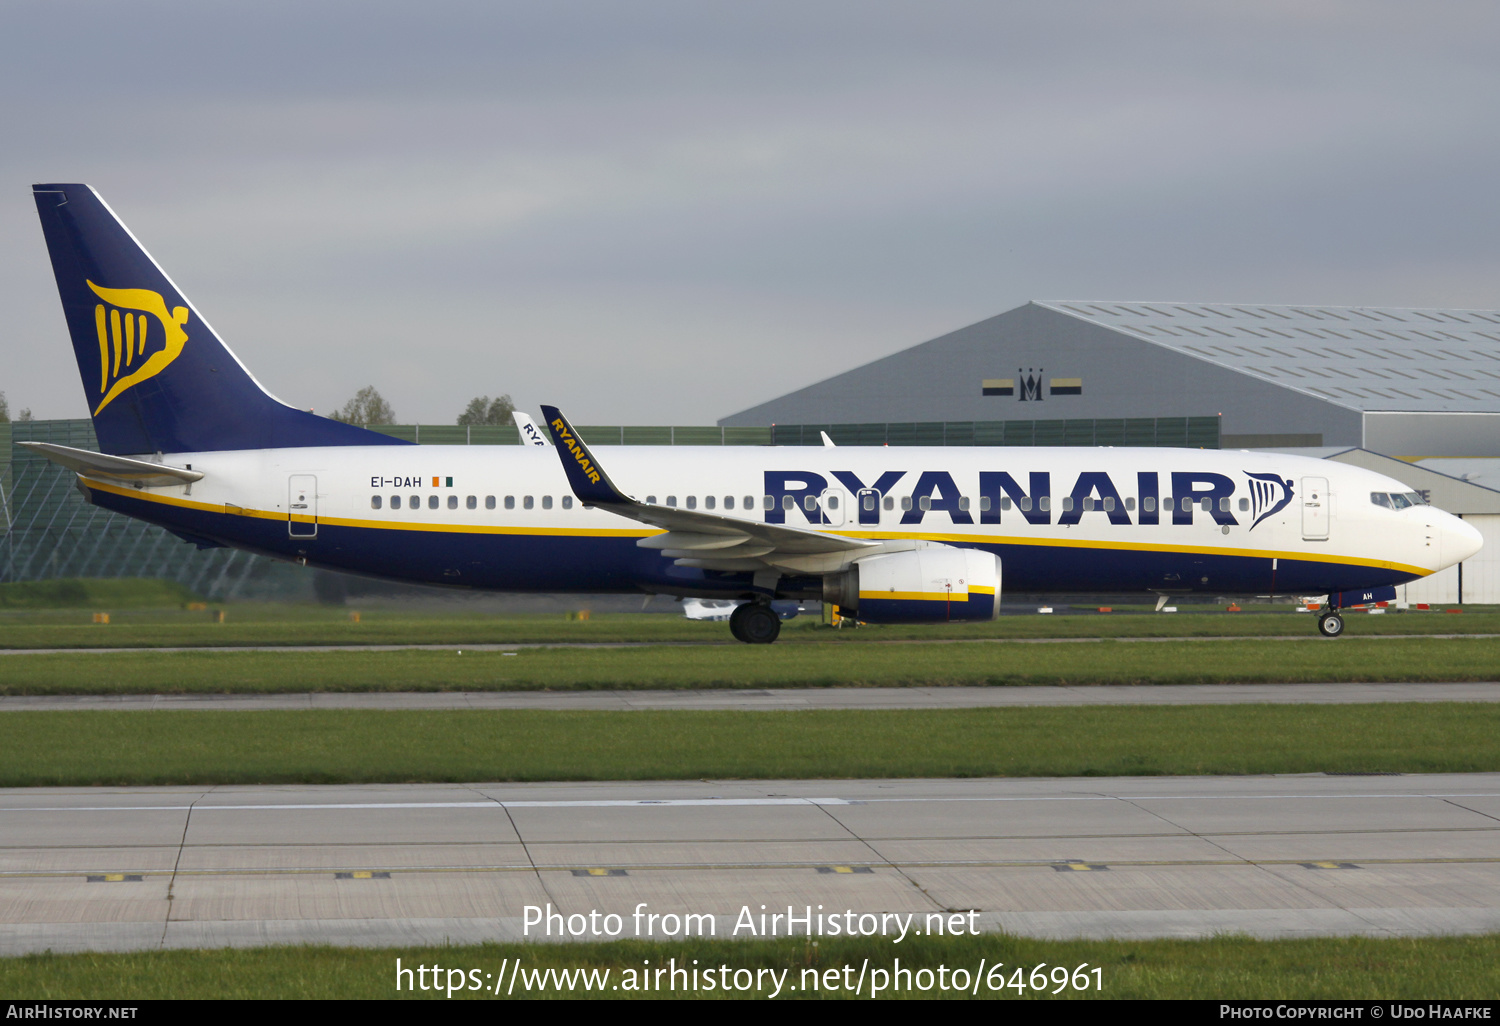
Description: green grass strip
xmin=5 ymin=935 xmax=1499 ymax=999
xmin=0 ymin=608 xmax=1497 ymax=649
xmin=0 ymin=637 xmax=1497 ymax=695
xmin=0 ymin=704 xmax=1496 ymax=786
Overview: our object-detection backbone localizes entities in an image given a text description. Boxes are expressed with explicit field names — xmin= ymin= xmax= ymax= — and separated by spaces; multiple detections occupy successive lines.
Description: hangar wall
xmin=1364 ymin=413 xmax=1500 ymax=459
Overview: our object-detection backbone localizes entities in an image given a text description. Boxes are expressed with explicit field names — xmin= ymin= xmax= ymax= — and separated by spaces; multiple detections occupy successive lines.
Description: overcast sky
xmin=3 ymin=1 xmax=1499 ymax=425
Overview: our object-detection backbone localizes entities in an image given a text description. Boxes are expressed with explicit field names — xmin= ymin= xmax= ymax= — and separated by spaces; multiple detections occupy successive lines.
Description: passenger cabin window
xmin=1143 ymin=497 xmax=1156 ymax=512
xmin=1125 ymin=497 xmax=1136 ymax=511
xmin=1061 ymin=497 xmax=1074 ymax=512
xmin=1003 ymin=497 xmax=1014 ymax=511
xmin=391 ymin=496 xmax=401 ymax=510
xmin=524 ymin=496 xmax=534 ymax=510
xmin=901 ymin=496 xmax=912 ymax=511
xmin=1238 ymin=498 xmax=1249 ymax=511
xmin=804 ymin=495 xmax=817 ymax=511
xmin=542 ymin=496 xmax=553 ymax=510
xmin=448 ymin=495 xmax=458 ymax=509
xmin=467 ymin=495 xmax=477 ymax=509
xmin=1218 ymin=497 xmax=1230 ymax=512
xmin=409 ymin=494 xmax=419 ymax=508
xmin=919 ymin=496 xmax=931 ymax=511
xmin=743 ymin=496 xmax=753 ymax=509
xmin=1038 ymin=496 xmax=1050 ymax=511
xmin=428 ymin=495 xmax=439 ymax=509
xmin=704 ymin=496 xmax=715 ymax=510
xmin=724 ymin=496 xmax=735 ymax=510
xmin=504 ymin=496 xmax=515 ymax=509
xmin=666 ymin=496 xmax=677 ymax=507
xmin=763 ymin=496 xmax=774 ymax=510
xmin=1103 ymin=497 xmax=1115 ymax=511
xmin=783 ymin=495 xmax=795 ymax=511
xmin=884 ymin=496 xmax=894 ymax=511
xmin=562 ymin=496 xmax=573 ymax=510
xmin=957 ymin=496 xmax=968 ymax=511
xmin=646 ymin=496 xmax=656 ymax=504
xmin=686 ymin=496 xmax=697 ymax=510
xmin=863 ymin=494 xmax=877 ymax=511
xmin=827 ymin=495 xmax=839 ymax=509
xmin=978 ymin=496 xmax=990 ymax=512
xmin=371 ymin=496 xmax=382 ymax=509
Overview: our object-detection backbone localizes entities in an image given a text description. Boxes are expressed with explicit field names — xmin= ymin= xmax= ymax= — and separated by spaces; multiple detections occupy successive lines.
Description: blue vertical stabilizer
xmin=32 ymin=184 xmax=409 ymax=455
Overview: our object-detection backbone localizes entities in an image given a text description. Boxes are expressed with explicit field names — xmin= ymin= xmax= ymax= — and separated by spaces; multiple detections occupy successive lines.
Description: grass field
xmin=0 ymin=606 xmax=1495 ymax=649
xmin=0 ymin=635 xmax=1495 ymax=695
xmin=4 ymin=934 xmax=1498 ymax=999
xmin=1 ymin=703 xmax=1494 ymax=785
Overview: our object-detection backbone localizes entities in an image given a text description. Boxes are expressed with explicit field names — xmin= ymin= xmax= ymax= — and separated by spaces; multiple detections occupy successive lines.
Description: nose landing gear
xmin=1317 ymin=612 xmax=1344 ymax=638
xmin=730 ymin=602 xmax=782 ymax=644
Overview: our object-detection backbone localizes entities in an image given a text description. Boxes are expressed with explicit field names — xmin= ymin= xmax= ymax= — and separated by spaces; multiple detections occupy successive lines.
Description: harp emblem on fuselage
xmin=86 ymin=280 xmax=189 ymax=415
xmin=1244 ymin=471 xmax=1294 ymax=531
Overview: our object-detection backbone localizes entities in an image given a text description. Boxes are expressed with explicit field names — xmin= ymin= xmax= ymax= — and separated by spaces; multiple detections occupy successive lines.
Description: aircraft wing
xmin=538 ymin=406 xmax=876 ymax=565
xmin=18 ymin=441 xmax=204 ymax=487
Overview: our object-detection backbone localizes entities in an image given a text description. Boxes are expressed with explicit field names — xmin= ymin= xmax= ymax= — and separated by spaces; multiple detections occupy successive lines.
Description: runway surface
xmin=1 ymin=682 xmax=1496 ymax=711
xmin=4 ymin=774 xmax=1499 ymax=953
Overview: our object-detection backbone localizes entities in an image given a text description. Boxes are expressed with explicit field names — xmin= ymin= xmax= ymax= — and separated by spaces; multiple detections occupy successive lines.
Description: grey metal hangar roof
xmin=719 ymin=301 xmax=1500 ymax=453
xmin=1039 ymin=301 xmax=1500 ymax=414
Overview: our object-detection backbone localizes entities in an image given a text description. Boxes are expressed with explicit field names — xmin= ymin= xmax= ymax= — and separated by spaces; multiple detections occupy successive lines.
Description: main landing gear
xmin=1317 ymin=611 xmax=1345 ymax=638
xmin=730 ymin=602 xmax=781 ymax=645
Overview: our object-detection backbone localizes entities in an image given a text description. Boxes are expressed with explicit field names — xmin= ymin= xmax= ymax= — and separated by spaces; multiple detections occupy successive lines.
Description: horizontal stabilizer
xmin=18 ymin=441 xmax=204 ymax=487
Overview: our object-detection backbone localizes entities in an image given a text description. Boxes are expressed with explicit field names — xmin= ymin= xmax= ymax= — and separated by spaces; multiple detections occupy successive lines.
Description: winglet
xmin=539 ymin=405 xmax=630 ymax=506
xmin=511 ymin=412 xmax=551 ymax=448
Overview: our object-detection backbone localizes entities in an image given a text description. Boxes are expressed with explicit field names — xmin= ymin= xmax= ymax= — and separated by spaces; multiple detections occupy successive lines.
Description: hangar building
xmin=721 ymin=301 xmax=1500 ymax=458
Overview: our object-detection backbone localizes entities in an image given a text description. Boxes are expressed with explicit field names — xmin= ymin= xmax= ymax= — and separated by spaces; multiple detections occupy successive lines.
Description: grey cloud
xmin=2 ymin=1 xmax=1499 ymax=423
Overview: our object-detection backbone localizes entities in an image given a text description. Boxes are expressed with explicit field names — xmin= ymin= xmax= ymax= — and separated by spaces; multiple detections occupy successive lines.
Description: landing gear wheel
xmin=1317 ymin=612 xmax=1344 ymax=638
xmin=730 ymin=603 xmax=781 ymax=644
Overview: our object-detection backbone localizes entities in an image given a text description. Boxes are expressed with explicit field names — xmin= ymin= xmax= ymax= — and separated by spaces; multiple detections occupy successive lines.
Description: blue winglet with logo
xmin=539 ymin=405 xmax=630 ymax=506
xmin=33 ymin=184 xmax=410 ymax=455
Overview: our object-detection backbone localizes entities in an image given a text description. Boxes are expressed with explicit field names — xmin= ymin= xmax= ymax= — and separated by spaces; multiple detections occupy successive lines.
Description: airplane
xmin=24 ymin=184 xmax=1484 ymax=643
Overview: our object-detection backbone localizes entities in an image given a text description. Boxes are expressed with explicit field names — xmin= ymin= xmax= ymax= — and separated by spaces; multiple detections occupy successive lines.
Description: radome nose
xmin=1444 ymin=515 xmax=1484 ymax=566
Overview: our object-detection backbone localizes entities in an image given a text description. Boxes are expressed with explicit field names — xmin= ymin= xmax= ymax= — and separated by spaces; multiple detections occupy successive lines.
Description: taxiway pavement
xmin=1 ymin=682 xmax=1496 ymax=711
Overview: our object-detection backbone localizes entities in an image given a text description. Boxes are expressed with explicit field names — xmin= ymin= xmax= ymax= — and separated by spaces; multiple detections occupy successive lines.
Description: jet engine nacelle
xmin=825 ymin=546 xmax=1000 ymax=624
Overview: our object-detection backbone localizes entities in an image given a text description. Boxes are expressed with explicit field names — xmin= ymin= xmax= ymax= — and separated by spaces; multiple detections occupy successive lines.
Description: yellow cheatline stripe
xmin=83 ymin=479 xmax=1430 ymax=577
xmin=860 ymin=591 xmax=966 ymax=602
xmin=84 ymin=480 xmax=655 ymax=539
xmin=837 ymin=528 xmax=1428 ymax=577
xmin=969 ymin=585 xmax=995 ymax=594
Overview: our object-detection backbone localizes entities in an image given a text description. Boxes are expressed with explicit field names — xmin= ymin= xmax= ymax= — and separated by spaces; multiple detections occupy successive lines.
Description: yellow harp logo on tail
xmin=85 ymin=280 xmax=189 ymax=415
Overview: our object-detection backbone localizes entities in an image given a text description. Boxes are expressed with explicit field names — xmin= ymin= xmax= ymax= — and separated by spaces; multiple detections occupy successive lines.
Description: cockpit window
xmin=1372 ymin=491 xmax=1426 ymax=510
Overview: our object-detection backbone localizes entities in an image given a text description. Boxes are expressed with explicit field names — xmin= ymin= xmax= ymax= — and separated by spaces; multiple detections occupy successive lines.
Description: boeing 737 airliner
xmin=25 ymin=184 xmax=1483 ymax=642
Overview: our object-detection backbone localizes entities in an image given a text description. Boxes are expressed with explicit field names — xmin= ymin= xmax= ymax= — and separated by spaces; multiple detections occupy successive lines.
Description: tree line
xmin=328 ymin=387 xmax=514 ymax=428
